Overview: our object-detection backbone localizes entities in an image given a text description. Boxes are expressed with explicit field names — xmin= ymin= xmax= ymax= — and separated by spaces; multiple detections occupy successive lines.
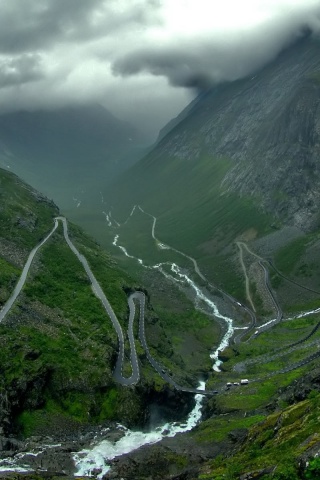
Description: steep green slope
xmin=197 ymin=385 xmax=320 ymax=479
xmin=0 ymin=168 xmax=197 ymax=437
xmin=0 ymin=168 xmax=137 ymax=434
xmin=107 ymin=323 xmax=320 ymax=479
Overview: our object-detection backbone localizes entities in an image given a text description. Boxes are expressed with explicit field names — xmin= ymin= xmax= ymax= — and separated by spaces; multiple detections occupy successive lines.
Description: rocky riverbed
xmin=0 ymin=424 xmax=126 ymax=477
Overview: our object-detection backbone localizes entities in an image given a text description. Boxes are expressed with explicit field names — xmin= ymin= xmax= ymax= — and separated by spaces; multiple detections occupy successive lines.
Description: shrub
xmin=305 ymin=457 xmax=320 ymax=479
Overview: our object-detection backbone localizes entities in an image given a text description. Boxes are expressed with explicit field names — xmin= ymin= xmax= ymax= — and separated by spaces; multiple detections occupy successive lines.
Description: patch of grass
xmin=274 ymin=235 xmax=315 ymax=275
xmin=0 ymin=257 xmax=20 ymax=304
xmin=99 ymin=388 xmax=119 ymax=420
xmin=0 ymin=168 xmax=58 ymax=249
xmin=192 ymin=414 xmax=265 ymax=443
xmin=24 ymin=233 xmax=116 ymax=332
xmin=200 ymin=392 xmax=320 ymax=479
xmin=286 ymin=299 xmax=320 ymax=314
xmin=68 ymin=222 xmax=136 ymax=320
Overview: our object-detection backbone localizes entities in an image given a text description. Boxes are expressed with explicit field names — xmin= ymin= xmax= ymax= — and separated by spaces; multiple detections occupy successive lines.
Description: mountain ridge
xmin=101 ymin=37 xmax=320 ymax=263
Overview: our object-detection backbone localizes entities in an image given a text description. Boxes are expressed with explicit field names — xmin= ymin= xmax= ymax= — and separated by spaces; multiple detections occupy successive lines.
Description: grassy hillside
xmin=196 ymin=387 xmax=320 ymax=479
xmin=0 ymin=168 xmax=143 ymax=433
xmin=1 ymin=166 xmax=227 ymax=439
xmin=0 ymin=168 xmax=201 ymax=436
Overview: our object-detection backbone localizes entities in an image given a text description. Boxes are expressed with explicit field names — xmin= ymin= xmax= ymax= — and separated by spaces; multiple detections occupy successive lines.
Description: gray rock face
xmin=152 ymin=36 xmax=320 ymax=230
xmin=103 ymin=433 xmax=226 ymax=480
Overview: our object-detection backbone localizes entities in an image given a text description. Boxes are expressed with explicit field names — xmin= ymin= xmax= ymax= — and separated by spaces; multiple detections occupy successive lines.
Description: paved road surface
xmin=0 ymin=217 xmax=210 ymax=393
xmin=3 ymin=217 xmax=315 ymax=396
xmin=0 ymin=219 xmax=58 ymax=323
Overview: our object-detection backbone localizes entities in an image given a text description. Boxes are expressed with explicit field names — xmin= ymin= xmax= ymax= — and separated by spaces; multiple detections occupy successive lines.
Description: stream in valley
xmin=111 ymin=206 xmax=236 ymax=371
xmin=0 ymin=207 xmax=237 ymax=477
xmin=73 ymin=203 xmax=237 ymax=477
xmin=73 ymin=381 xmax=206 ymax=477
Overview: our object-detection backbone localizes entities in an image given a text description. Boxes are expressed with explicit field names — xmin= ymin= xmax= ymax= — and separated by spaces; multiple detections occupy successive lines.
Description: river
xmin=72 ymin=217 xmax=234 ymax=477
xmin=75 ymin=212 xmax=236 ymax=477
xmin=73 ymin=381 xmax=206 ymax=478
xmin=0 ymin=208 xmax=236 ymax=477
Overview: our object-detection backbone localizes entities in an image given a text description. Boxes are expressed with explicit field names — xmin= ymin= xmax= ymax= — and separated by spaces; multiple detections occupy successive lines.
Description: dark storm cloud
xmin=0 ymin=0 xmax=320 ymax=140
xmin=0 ymin=0 xmax=161 ymax=54
xmin=0 ymin=0 xmax=98 ymax=53
xmin=0 ymin=54 xmax=43 ymax=88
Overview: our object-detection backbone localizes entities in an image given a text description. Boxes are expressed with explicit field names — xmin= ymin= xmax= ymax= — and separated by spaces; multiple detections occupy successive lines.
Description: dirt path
xmin=236 ymin=242 xmax=256 ymax=312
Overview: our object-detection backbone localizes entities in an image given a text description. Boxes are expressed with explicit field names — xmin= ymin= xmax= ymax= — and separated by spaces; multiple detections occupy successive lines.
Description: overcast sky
xmin=1 ymin=0 xmax=320 ymax=140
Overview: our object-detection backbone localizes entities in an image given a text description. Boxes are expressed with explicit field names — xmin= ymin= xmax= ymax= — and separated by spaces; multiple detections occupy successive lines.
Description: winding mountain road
xmin=4 ymin=213 xmax=318 ymax=397
xmin=259 ymin=261 xmax=283 ymax=323
xmin=57 ymin=217 xmax=140 ymax=386
xmin=236 ymin=241 xmax=283 ymax=336
xmin=0 ymin=217 xmax=139 ymax=386
xmin=0 ymin=217 xmax=209 ymax=394
xmin=237 ymin=242 xmax=256 ymax=312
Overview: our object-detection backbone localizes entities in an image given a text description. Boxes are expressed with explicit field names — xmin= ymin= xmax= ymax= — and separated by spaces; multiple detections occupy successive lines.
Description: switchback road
xmin=0 ymin=217 xmax=139 ymax=386
xmin=0 ymin=217 xmax=210 ymax=394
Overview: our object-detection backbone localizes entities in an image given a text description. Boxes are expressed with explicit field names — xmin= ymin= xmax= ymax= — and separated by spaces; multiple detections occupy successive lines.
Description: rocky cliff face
xmin=157 ymin=36 xmax=320 ymax=230
xmin=106 ymin=36 xmax=320 ymax=245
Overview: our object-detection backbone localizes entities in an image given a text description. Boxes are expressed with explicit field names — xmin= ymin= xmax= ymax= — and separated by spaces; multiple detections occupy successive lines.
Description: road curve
xmin=0 ymin=216 xmax=228 ymax=396
xmin=259 ymin=261 xmax=283 ymax=323
xmin=135 ymin=207 xmax=257 ymax=346
xmin=0 ymin=216 xmax=140 ymax=386
xmin=57 ymin=217 xmax=140 ymax=386
xmin=268 ymin=260 xmax=320 ymax=296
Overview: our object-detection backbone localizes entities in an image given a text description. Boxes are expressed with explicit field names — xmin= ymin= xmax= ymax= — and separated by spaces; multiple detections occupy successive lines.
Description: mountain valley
xmin=0 ymin=104 xmax=149 ymax=214
xmin=2 ymin=34 xmax=320 ymax=480
xmin=0 ymin=168 xmax=203 ymax=443
xmin=101 ymin=36 xmax=320 ymax=297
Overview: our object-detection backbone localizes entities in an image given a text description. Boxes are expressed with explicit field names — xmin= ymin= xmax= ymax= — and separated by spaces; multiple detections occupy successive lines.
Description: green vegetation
xmin=197 ymin=392 xmax=320 ymax=479
xmin=189 ymin=309 xmax=320 ymax=478
xmin=0 ymin=257 xmax=20 ymax=304
xmin=192 ymin=414 xmax=265 ymax=443
xmin=0 ymin=168 xmax=58 ymax=248
xmin=24 ymin=230 xmax=118 ymax=332
xmin=101 ymin=152 xmax=273 ymax=296
xmin=214 ymin=370 xmax=304 ymax=412
xmin=68 ymin=221 xmax=135 ymax=320
xmin=202 ymin=314 xmax=320 ymax=419
xmin=0 ymin=168 xmax=151 ymax=434
xmin=305 ymin=457 xmax=320 ymax=479
xmin=99 ymin=388 xmax=119 ymax=420
xmin=274 ymin=235 xmax=316 ymax=275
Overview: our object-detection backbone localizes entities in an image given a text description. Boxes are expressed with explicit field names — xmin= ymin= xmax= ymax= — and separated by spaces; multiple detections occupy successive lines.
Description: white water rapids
xmin=0 ymin=206 xmax=236 ymax=477
xmin=73 ymin=381 xmax=205 ymax=478
xmin=72 ymin=206 xmax=237 ymax=477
